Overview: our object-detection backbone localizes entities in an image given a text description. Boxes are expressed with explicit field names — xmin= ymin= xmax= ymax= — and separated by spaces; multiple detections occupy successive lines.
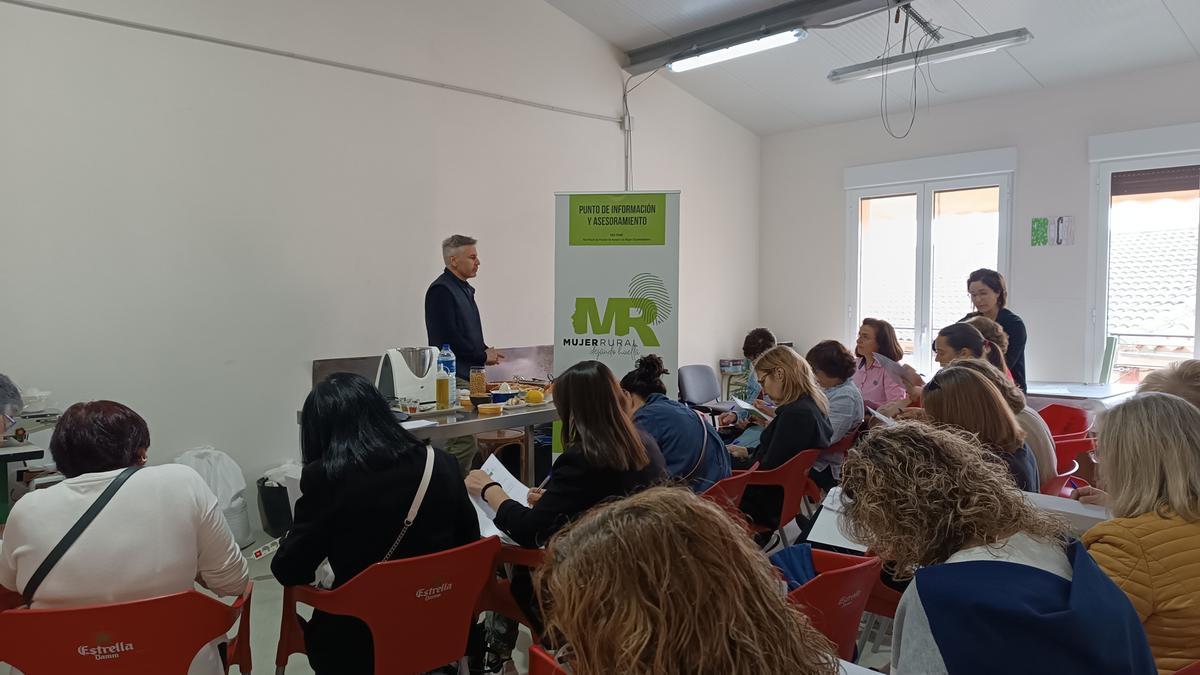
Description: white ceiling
xmin=545 ymin=0 xmax=1200 ymax=135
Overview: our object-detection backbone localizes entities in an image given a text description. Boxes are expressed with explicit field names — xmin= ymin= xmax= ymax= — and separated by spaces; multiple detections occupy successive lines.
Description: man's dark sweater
xmin=425 ymin=268 xmax=487 ymax=371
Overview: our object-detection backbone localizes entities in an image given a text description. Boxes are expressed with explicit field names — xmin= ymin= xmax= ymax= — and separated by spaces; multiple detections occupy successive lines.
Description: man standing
xmin=425 ymin=235 xmax=503 ymax=475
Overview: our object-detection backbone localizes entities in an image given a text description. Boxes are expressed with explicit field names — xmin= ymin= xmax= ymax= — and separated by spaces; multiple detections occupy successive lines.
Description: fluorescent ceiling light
xmin=668 ymin=29 xmax=807 ymax=73
xmin=828 ymin=28 xmax=1032 ymax=83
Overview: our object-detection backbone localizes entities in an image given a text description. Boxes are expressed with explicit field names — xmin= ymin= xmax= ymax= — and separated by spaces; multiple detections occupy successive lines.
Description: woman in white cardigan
xmin=0 ymin=400 xmax=248 ymax=675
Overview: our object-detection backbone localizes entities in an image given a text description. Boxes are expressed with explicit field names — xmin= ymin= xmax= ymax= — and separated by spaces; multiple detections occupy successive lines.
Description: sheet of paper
xmin=872 ymin=352 xmax=911 ymax=385
xmin=1024 ymin=491 xmax=1109 ymax=534
xmin=866 ymin=406 xmax=896 ymax=427
xmin=807 ymin=491 xmax=866 ymax=554
xmin=469 ymin=455 xmax=531 ymax=541
xmin=400 ymin=419 xmax=436 ymax=430
xmin=731 ymin=396 xmax=770 ymax=419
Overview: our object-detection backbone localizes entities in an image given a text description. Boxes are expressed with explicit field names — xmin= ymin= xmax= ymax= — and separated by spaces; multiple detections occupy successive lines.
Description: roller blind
xmin=1111 ymin=165 xmax=1200 ymax=196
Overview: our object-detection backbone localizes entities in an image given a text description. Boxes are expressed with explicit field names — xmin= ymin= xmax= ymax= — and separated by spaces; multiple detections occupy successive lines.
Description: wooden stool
xmin=475 ymin=429 xmax=526 ymax=477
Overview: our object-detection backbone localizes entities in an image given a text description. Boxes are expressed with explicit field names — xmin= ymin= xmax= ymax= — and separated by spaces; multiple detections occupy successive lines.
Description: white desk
xmin=1026 ymin=381 xmax=1137 ymax=418
xmin=808 ymin=488 xmax=1111 ymax=553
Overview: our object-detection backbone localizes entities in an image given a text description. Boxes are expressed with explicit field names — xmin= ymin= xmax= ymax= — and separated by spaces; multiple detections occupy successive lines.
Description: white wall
xmin=0 ymin=1 xmax=759 ymax=508
xmin=761 ymin=60 xmax=1200 ymax=382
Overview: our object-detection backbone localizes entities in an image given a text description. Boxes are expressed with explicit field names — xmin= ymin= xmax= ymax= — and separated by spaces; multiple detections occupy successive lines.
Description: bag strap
xmin=683 ymin=413 xmax=710 ymax=482
xmin=22 ymin=465 xmax=142 ymax=607
xmin=383 ymin=445 xmax=436 ymax=561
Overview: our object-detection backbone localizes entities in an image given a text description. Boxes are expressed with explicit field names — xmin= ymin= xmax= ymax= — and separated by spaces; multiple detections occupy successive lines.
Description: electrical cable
xmin=0 ymin=0 xmax=623 ymax=124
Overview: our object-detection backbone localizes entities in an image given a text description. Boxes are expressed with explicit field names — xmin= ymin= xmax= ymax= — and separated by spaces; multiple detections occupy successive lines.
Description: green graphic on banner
xmin=569 ymin=193 xmax=666 ymax=246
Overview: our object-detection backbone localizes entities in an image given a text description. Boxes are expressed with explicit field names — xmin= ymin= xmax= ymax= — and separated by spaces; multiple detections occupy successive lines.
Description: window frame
xmin=845 ymin=173 xmax=1013 ymax=375
xmin=1086 ymin=151 xmax=1200 ymax=381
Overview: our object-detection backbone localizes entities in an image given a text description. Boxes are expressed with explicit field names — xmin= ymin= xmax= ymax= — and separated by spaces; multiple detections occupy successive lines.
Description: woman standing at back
xmin=962 ymin=268 xmax=1028 ymax=391
xmin=272 ymin=373 xmax=480 ymax=675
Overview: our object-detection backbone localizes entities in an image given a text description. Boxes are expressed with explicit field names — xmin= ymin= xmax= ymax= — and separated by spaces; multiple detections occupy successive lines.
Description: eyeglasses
xmin=756 ymin=370 xmax=772 ymax=382
xmin=2 ymin=414 xmax=13 ymax=432
xmin=968 ymin=290 xmax=994 ymax=299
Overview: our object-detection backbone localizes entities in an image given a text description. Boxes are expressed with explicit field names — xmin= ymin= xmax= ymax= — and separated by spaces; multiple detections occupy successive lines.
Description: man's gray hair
xmin=0 ymin=374 xmax=22 ymax=417
xmin=442 ymin=234 xmax=477 ymax=262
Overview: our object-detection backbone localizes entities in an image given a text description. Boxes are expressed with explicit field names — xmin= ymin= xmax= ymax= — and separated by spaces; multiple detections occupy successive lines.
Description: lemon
xmin=527 ymin=389 xmax=545 ymax=404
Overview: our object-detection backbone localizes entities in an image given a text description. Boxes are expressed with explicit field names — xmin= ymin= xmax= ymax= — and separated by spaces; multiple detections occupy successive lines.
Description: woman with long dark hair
xmin=272 ymin=372 xmax=479 ymax=675
xmin=620 ymin=355 xmax=729 ymax=492
xmin=466 ymin=360 xmax=666 ymax=625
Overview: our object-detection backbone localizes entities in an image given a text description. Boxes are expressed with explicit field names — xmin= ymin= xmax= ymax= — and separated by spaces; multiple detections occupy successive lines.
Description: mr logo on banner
xmin=570 ymin=273 xmax=672 ymax=348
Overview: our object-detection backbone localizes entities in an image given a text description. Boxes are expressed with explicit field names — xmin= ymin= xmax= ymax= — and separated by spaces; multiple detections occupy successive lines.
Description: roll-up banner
xmin=553 ymin=191 xmax=680 ymax=396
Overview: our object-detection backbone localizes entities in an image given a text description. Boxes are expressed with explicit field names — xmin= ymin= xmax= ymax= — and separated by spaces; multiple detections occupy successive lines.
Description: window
xmin=1095 ymin=162 xmax=1200 ymax=383
xmin=848 ymin=175 xmax=1011 ymax=374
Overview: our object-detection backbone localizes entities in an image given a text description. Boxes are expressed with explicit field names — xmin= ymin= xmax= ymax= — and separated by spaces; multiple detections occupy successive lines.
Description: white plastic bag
xmin=176 ymin=446 xmax=253 ymax=548
xmin=175 ymin=446 xmax=247 ymax=510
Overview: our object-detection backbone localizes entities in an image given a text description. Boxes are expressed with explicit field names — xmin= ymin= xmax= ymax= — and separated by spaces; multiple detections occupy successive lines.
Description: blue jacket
xmin=894 ymin=539 xmax=1155 ymax=674
xmin=632 ymin=393 xmax=730 ymax=492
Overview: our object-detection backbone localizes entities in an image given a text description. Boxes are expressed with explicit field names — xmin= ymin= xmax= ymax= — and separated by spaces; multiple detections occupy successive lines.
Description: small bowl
xmin=476 ymin=403 xmax=504 ymax=416
xmin=490 ymin=391 xmax=519 ymax=404
xmin=470 ymin=394 xmax=493 ymax=408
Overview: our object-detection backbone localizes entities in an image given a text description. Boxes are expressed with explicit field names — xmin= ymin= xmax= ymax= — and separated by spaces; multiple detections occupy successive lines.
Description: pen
xmin=536 ymin=473 xmax=552 ymax=489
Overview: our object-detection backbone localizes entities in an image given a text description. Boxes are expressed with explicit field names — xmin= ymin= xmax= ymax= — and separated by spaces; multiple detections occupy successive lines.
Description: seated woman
xmin=272 ymin=373 xmax=479 ymax=675
xmin=963 ymin=315 xmax=1015 ymax=381
xmin=717 ymin=327 xmax=778 ymax=447
xmin=621 ymin=355 xmax=730 ymax=492
xmin=729 ymin=346 xmax=832 ymax=528
xmin=1082 ymin=393 xmax=1200 ymax=673
xmin=933 ymin=322 xmax=1007 ymax=373
xmin=911 ymin=366 xmax=1038 ymax=491
xmin=804 ymin=340 xmax=864 ymax=491
xmin=948 ymin=358 xmax=1056 ymax=487
xmin=839 ymin=423 xmax=1155 ymax=675
xmin=0 ymin=400 xmax=248 ymax=675
xmin=535 ymin=486 xmax=839 ymax=675
xmin=1139 ymin=359 xmax=1200 ymax=409
xmin=852 ymin=318 xmax=909 ymax=409
xmin=467 ymin=360 xmax=666 ymax=623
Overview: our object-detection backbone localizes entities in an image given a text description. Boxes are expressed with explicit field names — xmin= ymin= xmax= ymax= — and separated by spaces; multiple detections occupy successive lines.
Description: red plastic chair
xmin=0 ymin=583 xmax=253 ymax=674
xmin=1038 ymin=404 xmax=1089 ymax=439
xmin=804 ymin=430 xmax=859 ymax=502
xmin=742 ymin=449 xmax=821 ymax=544
xmin=275 ymin=537 xmax=501 ymax=674
xmin=529 ymin=645 xmax=569 ymax=675
xmin=1176 ymin=661 xmax=1200 ymax=675
xmin=475 ymin=544 xmax=545 ymax=638
xmin=1040 ymin=474 xmax=1090 ymax=499
xmin=857 ymin=573 xmax=903 ymax=657
xmin=1053 ymin=435 xmax=1095 ymax=475
xmin=701 ymin=470 xmax=754 ymax=512
xmin=788 ymin=550 xmax=881 ymax=660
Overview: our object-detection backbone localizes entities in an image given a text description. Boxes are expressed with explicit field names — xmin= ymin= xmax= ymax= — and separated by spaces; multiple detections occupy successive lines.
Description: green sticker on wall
xmin=1031 ymin=217 xmax=1049 ymax=247
xmin=569 ymin=193 xmax=666 ymax=246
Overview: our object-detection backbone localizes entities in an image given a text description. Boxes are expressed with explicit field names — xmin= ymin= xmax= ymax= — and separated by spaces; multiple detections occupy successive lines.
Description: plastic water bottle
xmin=438 ymin=344 xmax=457 ymax=382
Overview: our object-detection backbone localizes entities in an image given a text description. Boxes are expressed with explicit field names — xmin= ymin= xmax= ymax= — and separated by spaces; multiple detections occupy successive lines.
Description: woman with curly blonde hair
xmin=839 ymin=422 xmax=1154 ymax=674
xmin=535 ymin=486 xmax=838 ymax=675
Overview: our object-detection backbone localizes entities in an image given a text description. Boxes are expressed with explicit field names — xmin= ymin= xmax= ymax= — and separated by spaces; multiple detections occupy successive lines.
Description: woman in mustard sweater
xmin=1084 ymin=392 xmax=1200 ymax=674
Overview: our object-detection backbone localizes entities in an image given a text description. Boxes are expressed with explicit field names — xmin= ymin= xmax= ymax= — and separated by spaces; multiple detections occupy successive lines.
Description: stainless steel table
xmin=0 ymin=442 xmax=47 ymax=522
xmin=407 ymin=405 xmax=559 ymax=484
